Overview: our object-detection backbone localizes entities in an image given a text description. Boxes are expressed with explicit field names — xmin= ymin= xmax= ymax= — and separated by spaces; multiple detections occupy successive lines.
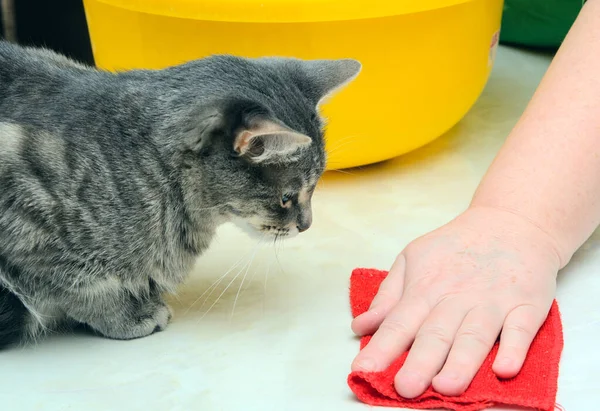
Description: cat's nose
xmin=296 ymin=213 xmax=312 ymax=233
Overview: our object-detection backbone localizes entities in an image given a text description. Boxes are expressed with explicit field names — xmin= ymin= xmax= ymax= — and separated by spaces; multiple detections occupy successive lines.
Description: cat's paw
xmin=143 ymin=302 xmax=172 ymax=334
xmin=133 ymin=302 xmax=172 ymax=337
xmin=95 ymin=302 xmax=173 ymax=341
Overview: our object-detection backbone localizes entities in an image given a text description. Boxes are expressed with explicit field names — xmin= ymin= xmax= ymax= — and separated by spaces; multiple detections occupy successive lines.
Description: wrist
xmin=459 ymin=205 xmax=568 ymax=269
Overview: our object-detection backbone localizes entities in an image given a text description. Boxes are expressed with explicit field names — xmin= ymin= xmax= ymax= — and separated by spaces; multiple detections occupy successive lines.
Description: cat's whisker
xmin=262 ymin=258 xmax=272 ymax=314
xmin=327 ymin=147 xmax=358 ymax=171
xmin=238 ymin=236 xmax=268 ymax=301
xmin=194 ymin=259 xmax=251 ymax=313
xmin=198 ymin=253 xmax=256 ymax=320
xmin=327 ymin=134 xmax=358 ymax=149
xmin=197 ymin=238 xmax=264 ymax=319
xmin=169 ymin=292 xmax=182 ymax=304
xmin=230 ymin=237 xmax=264 ymax=319
xmin=326 ymin=135 xmax=359 ymax=156
xmin=184 ymin=248 xmax=253 ymax=314
xmin=273 ymin=235 xmax=287 ymax=276
xmin=316 ymin=177 xmax=327 ymax=191
xmin=330 ymin=168 xmax=357 ymax=176
xmin=329 ymin=134 xmax=358 ymax=146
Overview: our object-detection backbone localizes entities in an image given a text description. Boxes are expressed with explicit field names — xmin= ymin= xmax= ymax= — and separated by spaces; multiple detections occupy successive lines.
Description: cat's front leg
xmin=67 ymin=284 xmax=173 ymax=341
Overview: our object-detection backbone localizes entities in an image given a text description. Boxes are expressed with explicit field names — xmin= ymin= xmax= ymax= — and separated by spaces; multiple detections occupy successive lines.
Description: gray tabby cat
xmin=0 ymin=40 xmax=360 ymax=348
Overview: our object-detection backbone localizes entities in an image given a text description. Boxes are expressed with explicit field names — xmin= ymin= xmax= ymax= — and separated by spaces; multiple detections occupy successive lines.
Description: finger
xmin=351 ymin=294 xmax=429 ymax=373
xmin=432 ymin=305 xmax=504 ymax=396
xmin=492 ymin=304 xmax=549 ymax=379
xmin=394 ymin=299 xmax=469 ymax=398
xmin=352 ymin=254 xmax=406 ymax=336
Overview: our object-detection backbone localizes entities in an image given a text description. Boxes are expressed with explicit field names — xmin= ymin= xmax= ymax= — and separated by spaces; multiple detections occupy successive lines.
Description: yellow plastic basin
xmin=82 ymin=0 xmax=503 ymax=170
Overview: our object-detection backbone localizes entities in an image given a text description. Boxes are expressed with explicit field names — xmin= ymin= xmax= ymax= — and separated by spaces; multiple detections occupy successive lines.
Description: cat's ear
xmin=233 ymin=119 xmax=312 ymax=164
xmin=184 ymin=98 xmax=311 ymax=162
xmin=297 ymin=59 xmax=362 ymax=106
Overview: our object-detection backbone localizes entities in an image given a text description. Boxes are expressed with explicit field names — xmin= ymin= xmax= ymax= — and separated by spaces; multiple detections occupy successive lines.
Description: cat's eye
xmin=281 ymin=194 xmax=292 ymax=207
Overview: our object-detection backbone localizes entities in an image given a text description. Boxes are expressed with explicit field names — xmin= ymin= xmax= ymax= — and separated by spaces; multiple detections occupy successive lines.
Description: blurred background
xmin=0 ymin=0 xmax=578 ymax=70
xmin=0 ymin=0 xmax=94 ymax=64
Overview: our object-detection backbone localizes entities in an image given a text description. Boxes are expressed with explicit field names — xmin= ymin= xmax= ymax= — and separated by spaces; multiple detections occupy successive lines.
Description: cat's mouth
xmin=233 ymin=220 xmax=299 ymax=240
xmin=259 ymin=225 xmax=296 ymax=239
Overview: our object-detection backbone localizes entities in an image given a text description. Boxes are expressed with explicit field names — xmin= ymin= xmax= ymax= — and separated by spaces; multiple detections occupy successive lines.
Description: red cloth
xmin=347 ymin=268 xmax=563 ymax=411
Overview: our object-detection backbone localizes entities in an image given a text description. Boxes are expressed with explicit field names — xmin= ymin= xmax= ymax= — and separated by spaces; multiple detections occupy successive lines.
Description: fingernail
xmin=355 ymin=357 xmax=376 ymax=371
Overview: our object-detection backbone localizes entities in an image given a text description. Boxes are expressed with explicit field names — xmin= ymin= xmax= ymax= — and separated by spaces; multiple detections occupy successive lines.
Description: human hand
xmin=351 ymin=206 xmax=561 ymax=398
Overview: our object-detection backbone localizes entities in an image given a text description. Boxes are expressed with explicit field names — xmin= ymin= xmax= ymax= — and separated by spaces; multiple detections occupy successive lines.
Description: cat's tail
xmin=0 ymin=283 xmax=28 ymax=348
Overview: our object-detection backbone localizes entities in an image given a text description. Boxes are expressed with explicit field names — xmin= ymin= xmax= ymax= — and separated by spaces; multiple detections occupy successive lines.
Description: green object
xmin=500 ymin=0 xmax=584 ymax=48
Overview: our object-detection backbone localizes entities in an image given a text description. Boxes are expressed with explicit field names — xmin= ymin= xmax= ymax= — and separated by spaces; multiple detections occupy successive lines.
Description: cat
xmin=0 ymin=40 xmax=360 ymax=348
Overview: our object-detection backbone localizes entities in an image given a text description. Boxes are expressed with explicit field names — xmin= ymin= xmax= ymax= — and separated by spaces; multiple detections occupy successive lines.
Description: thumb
xmin=351 ymin=253 xmax=407 ymax=336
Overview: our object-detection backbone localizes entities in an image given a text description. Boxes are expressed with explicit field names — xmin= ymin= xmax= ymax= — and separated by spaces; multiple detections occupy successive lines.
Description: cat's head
xmin=174 ymin=56 xmax=361 ymax=239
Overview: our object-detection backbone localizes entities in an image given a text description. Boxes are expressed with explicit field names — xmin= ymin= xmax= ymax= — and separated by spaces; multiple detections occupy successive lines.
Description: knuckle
xmin=379 ymin=318 xmax=412 ymax=337
xmin=403 ymin=241 xmax=418 ymax=255
xmin=503 ymin=322 xmax=535 ymax=339
xmin=436 ymin=291 xmax=465 ymax=306
xmin=416 ymin=324 xmax=454 ymax=346
xmin=372 ymin=290 xmax=399 ymax=305
xmin=457 ymin=326 xmax=494 ymax=346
